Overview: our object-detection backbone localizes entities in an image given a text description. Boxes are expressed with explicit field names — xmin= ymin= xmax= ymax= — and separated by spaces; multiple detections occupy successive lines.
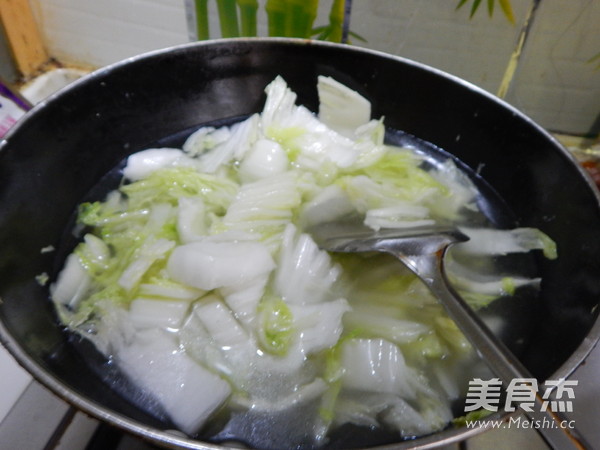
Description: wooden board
xmin=0 ymin=0 xmax=49 ymax=77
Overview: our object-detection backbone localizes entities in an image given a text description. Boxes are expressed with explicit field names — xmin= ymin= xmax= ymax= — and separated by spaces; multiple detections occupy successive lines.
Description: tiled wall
xmin=31 ymin=0 xmax=600 ymax=135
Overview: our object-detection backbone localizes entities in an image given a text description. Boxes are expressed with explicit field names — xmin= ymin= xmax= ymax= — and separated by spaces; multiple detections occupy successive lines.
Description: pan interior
xmin=49 ymin=116 xmax=541 ymax=449
xmin=0 ymin=40 xmax=599 ymax=450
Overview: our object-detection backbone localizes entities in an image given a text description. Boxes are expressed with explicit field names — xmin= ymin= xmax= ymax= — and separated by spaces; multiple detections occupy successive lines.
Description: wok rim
xmin=1 ymin=37 xmax=599 ymax=449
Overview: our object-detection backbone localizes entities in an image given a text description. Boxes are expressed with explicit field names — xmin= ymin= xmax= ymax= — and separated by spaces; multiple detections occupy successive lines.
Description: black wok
xmin=1 ymin=38 xmax=599 ymax=449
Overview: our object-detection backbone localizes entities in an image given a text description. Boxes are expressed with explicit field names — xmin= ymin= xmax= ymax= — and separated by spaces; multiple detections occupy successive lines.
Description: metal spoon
xmin=309 ymin=221 xmax=590 ymax=450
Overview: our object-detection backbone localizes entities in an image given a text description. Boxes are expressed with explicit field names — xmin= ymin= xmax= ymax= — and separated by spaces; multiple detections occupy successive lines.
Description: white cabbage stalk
xmin=191 ymin=297 xmax=255 ymax=354
xmin=332 ymin=396 xmax=387 ymax=428
xmin=144 ymin=203 xmax=175 ymax=234
xmin=382 ymin=396 xmax=452 ymax=438
xmin=222 ymin=172 xmax=301 ymax=225
xmin=219 ymin=171 xmax=302 ymax=250
xmin=426 ymin=159 xmax=479 ymax=217
xmin=288 ymin=298 xmax=350 ymax=355
xmin=238 ymin=138 xmax=289 ymax=183
xmin=364 ymin=203 xmax=435 ymax=231
xmin=342 ymin=175 xmax=435 ymax=213
xmin=184 ymin=295 xmax=307 ymax=391
xmin=182 ymin=125 xmax=231 ymax=157
xmin=457 ymin=227 xmax=558 ymax=259
xmin=50 ymin=253 xmax=91 ymax=309
xmin=290 ymin=121 xmax=362 ymax=169
xmin=261 ymin=75 xmax=299 ymax=131
xmin=118 ymin=238 xmax=176 ymax=292
xmin=219 ymin=274 xmax=270 ymax=327
xmin=452 ymin=274 xmax=541 ymax=296
xmin=138 ymin=279 xmax=205 ymax=301
xmin=179 ymin=289 xmax=349 ymax=405
xmin=79 ymin=300 xmax=135 ymax=356
xmin=234 ymin=378 xmax=328 ymax=412
xmin=177 ymin=197 xmax=208 ymax=243
xmin=116 ymin=328 xmax=231 ymax=435
xmin=167 ymin=240 xmax=275 ymax=290
xmin=275 ymin=224 xmax=342 ymax=305
xmin=347 ymin=120 xmax=388 ymax=170
xmin=444 ymin=256 xmax=542 ymax=304
xmin=262 ymin=77 xmax=376 ymax=170
xmin=317 ymin=75 xmax=371 ymax=139
xmin=128 ymin=298 xmax=191 ymax=329
xmin=194 ymin=114 xmax=259 ymax=173
xmin=178 ymin=304 xmax=230 ymax=375
xmin=331 ymin=392 xmax=451 ymax=439
xmin=123 ymin=148 xmax=196 ymax=181
xmin=340 ymin=339 xmax=415 ymax=399
xmin=343 ymin=311 xmax=429 ymax=345
xmin=299 ymin=184 xmax=355 ymax=228
xmin=80 ymin=234 xmax=110 ymax=267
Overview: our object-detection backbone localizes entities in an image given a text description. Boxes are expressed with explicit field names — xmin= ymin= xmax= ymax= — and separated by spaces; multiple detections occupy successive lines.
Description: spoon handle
xmin=393 ymin=248 xmax=591 ymax=450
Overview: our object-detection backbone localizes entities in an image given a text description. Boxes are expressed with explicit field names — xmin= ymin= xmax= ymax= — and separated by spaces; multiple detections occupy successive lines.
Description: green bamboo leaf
xmin=456 ymin=0 xmax=469 ymax=10
xmin=311 ymin=0 xmax=364 ymax=44
xmin=348 ymin=30 xmax=367 ymax=43
xmin=589 ymin=52 xmax=600 ymax=70
xmin=470 ymin=0 xmax=483 ymax=18
xmin=498 ymin=0 xmax=516 ymax=24
xmin=313 ymin=26 xmax=332 ymax=41
xmin=457 ymin=0 xmax=516 ymax=23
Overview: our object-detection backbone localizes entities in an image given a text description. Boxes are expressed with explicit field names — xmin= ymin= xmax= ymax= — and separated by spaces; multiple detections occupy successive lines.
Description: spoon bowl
xmin=309 ymin=221 xmax=590 ymax=450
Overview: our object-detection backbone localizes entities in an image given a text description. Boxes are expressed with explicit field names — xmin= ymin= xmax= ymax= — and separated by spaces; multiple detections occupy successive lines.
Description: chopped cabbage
xmin=317 ymin=75 xmax=371 ymax=138
xmin=115 ymin=327 xmax=231 ymax=435
xmin=340 ymin=338 xmax=414 ymax=398
xmin=274 ymin=224 xmax=342 ymax=305
xmin=50 ymin=75 xmax=557 ymax=445
xmin=51 ymin=253 xmax=92 ymax=309
xmin=238 ymin=138 xmax=289 ymax=182
xmin=456 ymin=226 xmax=558 ymax=260
xmin=166 ymin=240 xmax=275 ymax=290
xmin=123 ymin=148 xmax=195 ymax=181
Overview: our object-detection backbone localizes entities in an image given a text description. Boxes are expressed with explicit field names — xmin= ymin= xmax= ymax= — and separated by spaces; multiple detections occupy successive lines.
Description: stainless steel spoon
xmin=309 ymin=222 xmax=590 ymax=450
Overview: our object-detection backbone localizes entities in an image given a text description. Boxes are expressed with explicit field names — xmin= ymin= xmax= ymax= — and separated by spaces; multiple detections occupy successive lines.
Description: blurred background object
xmin=1 ymin=0 xmax=596 ymax=137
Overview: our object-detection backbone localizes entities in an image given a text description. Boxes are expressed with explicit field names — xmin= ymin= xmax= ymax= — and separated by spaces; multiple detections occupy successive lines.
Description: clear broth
xmin=51 ymin=118 xmax=540 ymax=449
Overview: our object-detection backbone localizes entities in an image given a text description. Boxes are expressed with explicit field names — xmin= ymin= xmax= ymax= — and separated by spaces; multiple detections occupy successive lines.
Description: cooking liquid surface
xmin=51 ymin=118 xmax=541 ymax=450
